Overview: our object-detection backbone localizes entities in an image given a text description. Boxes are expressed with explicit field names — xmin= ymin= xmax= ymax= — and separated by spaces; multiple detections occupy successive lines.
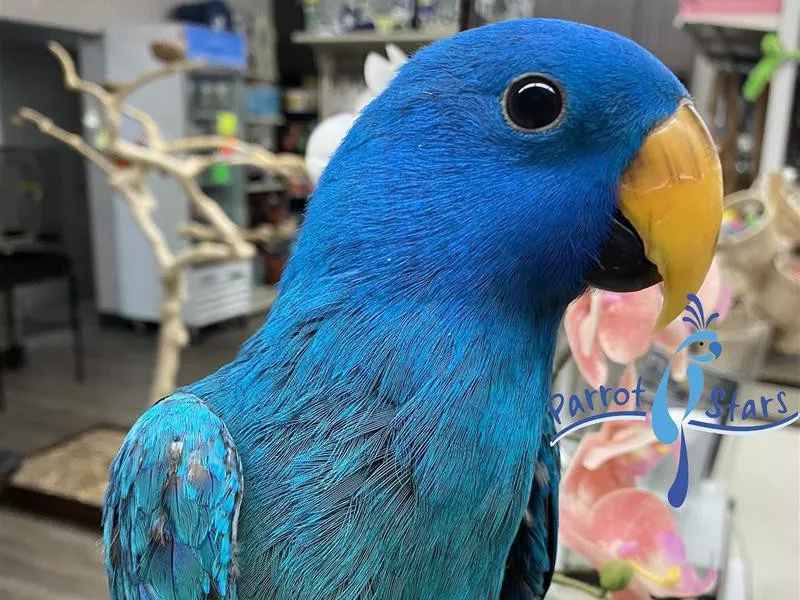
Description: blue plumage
xmin=104 ymin=19 xmax=687 ymax=599
xmin=104 ymin=393 xmax=243 ymax=599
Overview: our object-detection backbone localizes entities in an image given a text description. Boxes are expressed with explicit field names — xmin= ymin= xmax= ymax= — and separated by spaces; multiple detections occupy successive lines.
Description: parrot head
xmin=299 ymin=19 xmax=722 ymax=328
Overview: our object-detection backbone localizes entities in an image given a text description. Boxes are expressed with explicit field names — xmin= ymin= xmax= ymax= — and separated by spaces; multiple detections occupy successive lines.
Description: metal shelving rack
xmin=678 ymin=0 xmax=800 ymax=175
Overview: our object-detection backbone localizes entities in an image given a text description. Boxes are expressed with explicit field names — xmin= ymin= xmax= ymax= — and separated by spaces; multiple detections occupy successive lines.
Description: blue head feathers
xmin=283 ymin=19 xmax=689 ymax=312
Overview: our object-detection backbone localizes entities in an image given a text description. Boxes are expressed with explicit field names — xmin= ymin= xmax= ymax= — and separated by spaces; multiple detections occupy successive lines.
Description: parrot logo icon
xmin=549 ymin=292 xmax=798 ymax=509
xmin=651 ymin=294 xmax=721 ymax=508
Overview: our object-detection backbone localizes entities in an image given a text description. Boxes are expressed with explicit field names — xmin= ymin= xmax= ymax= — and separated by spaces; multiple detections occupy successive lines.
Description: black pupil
xmin=506 ymin=76 xmax=563 ymax=131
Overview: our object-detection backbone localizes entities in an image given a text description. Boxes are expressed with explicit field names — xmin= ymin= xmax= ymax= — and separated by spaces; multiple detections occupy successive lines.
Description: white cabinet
xmin=185 ymin=261 xmax=252 ymax=328
xmin=86 ymin=24 xmax=253 ymax=329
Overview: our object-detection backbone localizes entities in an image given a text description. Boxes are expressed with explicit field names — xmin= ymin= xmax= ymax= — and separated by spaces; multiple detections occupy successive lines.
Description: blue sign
xmin=185 ymin=25 xmax=247 ymax=69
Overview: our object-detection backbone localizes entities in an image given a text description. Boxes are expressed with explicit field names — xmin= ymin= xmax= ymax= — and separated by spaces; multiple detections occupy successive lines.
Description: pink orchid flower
xmin=580 ymin=368 xmax=677 ymax=479
xmin=565 ymin=259 xmax=730 ymax=389
xmin=559 ymin=402 xmax=717 ymax=599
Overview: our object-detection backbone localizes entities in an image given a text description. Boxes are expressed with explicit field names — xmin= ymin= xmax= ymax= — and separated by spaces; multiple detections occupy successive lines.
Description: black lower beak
xmin=585 ymin=211 xmax=662 ymax=292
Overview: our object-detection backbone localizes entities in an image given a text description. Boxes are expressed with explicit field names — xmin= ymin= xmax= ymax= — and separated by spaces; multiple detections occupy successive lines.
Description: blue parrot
xmin=103 ymin=19 xmax=723 ymax=600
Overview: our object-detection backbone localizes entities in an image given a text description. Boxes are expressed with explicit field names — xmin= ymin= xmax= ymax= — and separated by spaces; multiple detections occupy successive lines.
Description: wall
xmin=533 ymin=0 xmax=696 ymax=76
xmin=0 ymin=0 xmax=271 ymax=34
xmin=0 ymin=37 xmax=93 ymax=335
xmin=0 ymin=0 xmax=179 ymax=34
xmin=0 ymin=41 xmax=82 ymax=148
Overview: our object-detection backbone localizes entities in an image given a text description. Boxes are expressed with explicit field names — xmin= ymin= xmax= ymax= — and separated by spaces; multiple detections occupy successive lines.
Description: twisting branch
xmin=166 ymin=136 xmax=308 ymax=180
xmin=122 ymin=106 xmax=166 ymax=150
xmin=48 ymin=41 xmax=113 ymax=111
xmin=180 ymin=178 xmax=253 ymax=258
xmin=108 ymin=169 xmax=175 ymax=272
xmin=16 ymin=39 xmax=309 ymax=404
xmin=180 ymin=218 xmax=299 ymax=246
xmin=15 ymin=108 xmax=114 ymax=174
xmin=116 ymin=61 xmax=206 ymax=103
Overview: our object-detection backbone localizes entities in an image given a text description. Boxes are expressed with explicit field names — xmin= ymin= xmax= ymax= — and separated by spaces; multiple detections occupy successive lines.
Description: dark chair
xmin=0 ymin=249 xmax=84 ymax=408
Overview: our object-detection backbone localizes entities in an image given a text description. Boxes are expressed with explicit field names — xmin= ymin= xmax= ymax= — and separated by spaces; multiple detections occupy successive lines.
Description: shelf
xmin=246 ymin=181 xmax=285 ymax=194
xmin=284 ymin=110 xmax=318 ymax=119
xmin=246 ymin=115 xmax=285 ymax=126
xmin=676 ymin=13 xmax=779 ymax=33
xmin=190 ymin=66 xmax=274 ymax=83
xmin=291 ymin=28 xmax=455 ymax=52
xmin=191 ymin=110 xmax=227 ymax=122
xmin=199 ymin=179 xmax=232 ymax=189
xmin=245 ymin=72 xmax=275 ymax=83
xmin=677 ymin=13 xmax=778 ymax=68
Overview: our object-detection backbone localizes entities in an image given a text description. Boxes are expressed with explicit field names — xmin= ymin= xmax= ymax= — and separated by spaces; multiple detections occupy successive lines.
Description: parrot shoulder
xmin=102 ymin=392 xmax=243 ymax=600
xmin=501 ymin=429 xmax=560 ymax=600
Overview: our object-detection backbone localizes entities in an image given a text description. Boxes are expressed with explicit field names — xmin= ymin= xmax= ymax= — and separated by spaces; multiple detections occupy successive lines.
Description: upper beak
xmin=587 ymin=102 xmax=723 ymax=330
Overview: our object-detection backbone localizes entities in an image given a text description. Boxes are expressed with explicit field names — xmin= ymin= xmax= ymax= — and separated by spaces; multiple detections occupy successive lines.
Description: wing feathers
xmin=103 ymin=392 xmax=243 ymax=600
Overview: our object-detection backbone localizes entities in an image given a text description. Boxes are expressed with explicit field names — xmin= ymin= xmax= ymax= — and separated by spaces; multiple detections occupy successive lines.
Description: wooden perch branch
xmin=180 ymin=218 xmax=299 ymax=246
xmin=122 ymin=106 xmax=165 ymax=150
xmin=109 ymin=169 xmax=175 ymax=272
xmin=180 ymin=179 xmax=253 ymax=258
xmin=116 ymin=61 xmax=206 ymax=103
xmin=48 ymin=42 xmax=113 ymax=111
xmin=15 ymin=108 xmax=115 ymax=173
xmin=17 ymin=38 xmax=308 ymax=405
xmin=167 ymin=136 xmax=308 ymax=180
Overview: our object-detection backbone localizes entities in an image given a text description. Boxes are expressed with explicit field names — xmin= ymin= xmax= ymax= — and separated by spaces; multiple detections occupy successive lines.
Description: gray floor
xmin=0 ymin=316 xmax=262 ymax=600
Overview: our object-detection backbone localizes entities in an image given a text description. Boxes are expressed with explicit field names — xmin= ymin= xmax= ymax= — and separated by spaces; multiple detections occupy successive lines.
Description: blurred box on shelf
xmin=718 ymin=189 xmax=778 ymax=284
xmin=245 ymin=84 xmax=282 ymax=119
xmin=284 ymin=88 xmax=318 ymax=114
xmin=301 ymin=0 xmax=419 ymax=35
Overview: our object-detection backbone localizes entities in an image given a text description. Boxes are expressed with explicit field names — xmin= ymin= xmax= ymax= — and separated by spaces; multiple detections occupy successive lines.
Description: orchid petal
xmin=583 ymin=427 xmax=659 ymax=471
xmin=565 ymin=293 xmax=608 ymax=388
xmin=597 ymin=287 xmax=661 ymax=364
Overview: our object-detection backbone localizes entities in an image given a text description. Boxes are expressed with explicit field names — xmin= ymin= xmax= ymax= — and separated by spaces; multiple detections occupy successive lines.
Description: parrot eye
xmin=503 ymin=74 xmax=565 ymax=132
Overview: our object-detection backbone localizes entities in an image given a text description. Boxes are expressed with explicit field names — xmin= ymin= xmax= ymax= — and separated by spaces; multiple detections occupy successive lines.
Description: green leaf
xmin=743 ymin=56 xmax=783 ymax=101
xmin=761 ymin=33 xmax=782 ymax=56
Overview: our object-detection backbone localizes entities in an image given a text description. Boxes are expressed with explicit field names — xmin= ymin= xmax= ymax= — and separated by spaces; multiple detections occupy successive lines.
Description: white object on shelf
xmin=305 ymin=113 xmax=358 ymax=184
